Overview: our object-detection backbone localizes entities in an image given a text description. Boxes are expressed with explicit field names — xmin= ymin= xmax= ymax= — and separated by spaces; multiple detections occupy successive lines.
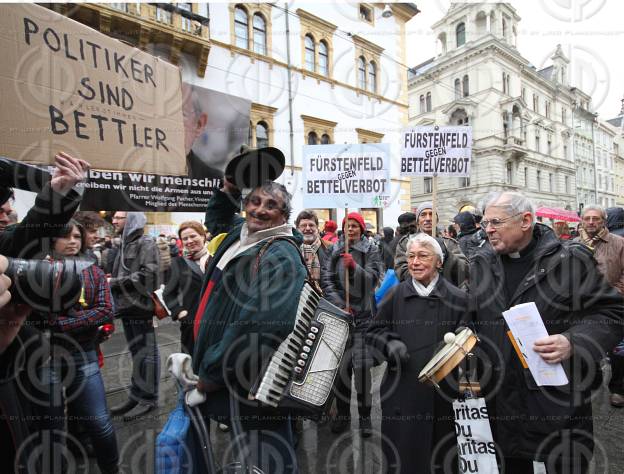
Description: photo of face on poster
xmin=183 ymin=83 xmax=251 ymax=180
xmin=80 ymin=83 xmax=251 ymax=212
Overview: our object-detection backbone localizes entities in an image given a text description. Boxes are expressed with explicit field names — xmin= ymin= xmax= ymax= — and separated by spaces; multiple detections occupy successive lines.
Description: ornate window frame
xmin=302 ymin=114 xmax=337 ymax=144
xmin=297 ymin=9 xmax=336 ymax=80
xmin=229 ymin=3 xmax=272 ymax=58
xmin=250 ymin=103 xmax=277 ymax=147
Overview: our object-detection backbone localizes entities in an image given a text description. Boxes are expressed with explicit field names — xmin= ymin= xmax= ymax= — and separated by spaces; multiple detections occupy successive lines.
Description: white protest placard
xmin=454 ymin=397 xmax=499 ymax=474
xmin=400 ymin=126 xmax=472 ymax=177
xmin=302 ymin=143 xmax=390 ymax=209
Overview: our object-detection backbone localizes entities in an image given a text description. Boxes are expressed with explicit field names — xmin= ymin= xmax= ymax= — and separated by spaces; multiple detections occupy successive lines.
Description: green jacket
xmin=192 ymin=190 xmax=307 ymax=386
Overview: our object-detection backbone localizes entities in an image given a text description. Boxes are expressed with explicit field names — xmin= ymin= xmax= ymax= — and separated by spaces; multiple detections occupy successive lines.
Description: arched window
xmin=307 ymin=131 xmax=318 ymax=145
xmin=426 ymin=92 xmax=432 ymax=112
xmin=456 ymin=22 xmax=466 ymax=47
xmin=319 ymin=40 xmax=329 ymax=76
xmin=304 ymin=34 xmax=315 ymax=72
xmin=419 ymin=95 xmax=425 ymax=113
xmin=321 ymin=133 xmax=331 ymax=145
xmin=256 ymin=121 xmax=269 ymax=148
xmin=368 ymin=61 xmax=377 ymax=93
xmin=234 ymin=6 xmax=249 ymax=49
xmin=252 ymin=13 xmax=266 ymax=55
xmin=357 ymin=56 xmax=367 ymax=90
xmin=454 ymin=78 xmax=461 ymax=99
xmin=462 ymin=74 xmax=469 ymax=97
xmin=451 ymin=108 xmax=469 ymax=126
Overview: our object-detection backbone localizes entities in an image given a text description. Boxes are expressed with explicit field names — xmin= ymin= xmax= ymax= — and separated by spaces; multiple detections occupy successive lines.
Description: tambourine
xmin=418 ymin=327 xmax=479 ymax=387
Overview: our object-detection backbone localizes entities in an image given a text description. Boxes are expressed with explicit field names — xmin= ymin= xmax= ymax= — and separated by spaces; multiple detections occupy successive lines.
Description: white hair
xmin=406 ymin=233 xmax=444 ymax=264
xmin=483 ymin=191 xmax=535 ymax=225
xmin=581 ymin=205 xmax=606 ymax=220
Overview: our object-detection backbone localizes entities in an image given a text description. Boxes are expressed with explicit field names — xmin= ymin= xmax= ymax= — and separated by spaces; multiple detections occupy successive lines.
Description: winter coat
xmin=575 ymin=229 xmax=624 ymax=294
xmin=395 ymin=234 xmax=469 ymax=288
xmin=321 ymin=236 xmax=383 ymax=318
xmin=109 ymin=213 xmax=160 ymax=317
xmin=469 ymin=223 xmax=624 ymax=462
xmin=457 ymin=228 xmax=480 ymax=259
xmin=164 ymin=256 xmax=204 ymax=354
xmin=192 ymin=190 xmax=307 ymax=400
xmin=369 ymin=277 xmax=469 ymax=472
xmin=606 ymin=207 xmax=624 ymax=238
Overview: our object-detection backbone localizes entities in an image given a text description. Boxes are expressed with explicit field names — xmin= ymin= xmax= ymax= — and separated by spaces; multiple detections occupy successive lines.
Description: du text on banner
xmin=303 ymin=143 xmax=390 ymax=209
xmin=401 ymin=126 xmax=472 ymax=177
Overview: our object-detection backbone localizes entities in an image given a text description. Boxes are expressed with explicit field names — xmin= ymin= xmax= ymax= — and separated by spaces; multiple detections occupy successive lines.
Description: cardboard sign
xmin=302 ymin=143 xmax=390 ymax=209
xmin=401 ymin=126 xmax=472 ymax=177
xmin=453 ymin=398 xmax=499 ymax=474
xmin=79 ymin=84 xmax=251 ymax=211
xmin=0 ymin=4 xmax=186 ymax=175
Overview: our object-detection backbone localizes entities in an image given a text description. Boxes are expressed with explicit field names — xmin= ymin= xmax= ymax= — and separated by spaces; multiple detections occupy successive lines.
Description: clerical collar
xmin=506 ymin=236 xmax=537 ymax=260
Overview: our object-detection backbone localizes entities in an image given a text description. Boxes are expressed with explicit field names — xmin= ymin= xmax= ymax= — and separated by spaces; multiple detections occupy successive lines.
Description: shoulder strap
xmin=253 ymin=236 xmax=322 ymax=295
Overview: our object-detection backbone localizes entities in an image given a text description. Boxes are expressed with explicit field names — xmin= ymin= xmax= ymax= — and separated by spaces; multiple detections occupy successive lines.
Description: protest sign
xmin=0 ymin=4 xmax=185 ymax=175
xmin=302 ymin=143 xmax=390 ymax=209
xmin=80 ymin=84 xmax=250 ymax=212
xmin=400 ymin=126 xmax=472 ymax=177
xmin=453 ymin=398 xmax=499 ymax=474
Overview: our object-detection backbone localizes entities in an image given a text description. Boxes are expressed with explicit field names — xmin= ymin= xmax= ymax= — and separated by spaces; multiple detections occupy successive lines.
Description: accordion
xmin=250 ymin=282 xmax=351 ymax=417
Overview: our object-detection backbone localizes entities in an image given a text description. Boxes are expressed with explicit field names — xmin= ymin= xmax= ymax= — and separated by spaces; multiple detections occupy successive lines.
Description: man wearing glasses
xmin=469 ymin=191 xmax=623 ymax=473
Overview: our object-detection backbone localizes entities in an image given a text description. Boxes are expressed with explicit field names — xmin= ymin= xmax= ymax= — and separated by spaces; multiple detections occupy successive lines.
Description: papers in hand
xmin=502 ymin=302 xmax=568 ymax=387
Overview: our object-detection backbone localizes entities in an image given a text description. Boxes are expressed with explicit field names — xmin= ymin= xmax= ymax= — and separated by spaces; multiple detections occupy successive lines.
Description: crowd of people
xmin=1 ymin=149 xmax=623 ymax=474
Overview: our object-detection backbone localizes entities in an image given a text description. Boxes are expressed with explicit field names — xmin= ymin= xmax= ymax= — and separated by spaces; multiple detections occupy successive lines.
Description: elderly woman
xmin=369 ymin=233 xmax=469 ymax=473
xmin=164 ymin=221 xmax=209 ymax=354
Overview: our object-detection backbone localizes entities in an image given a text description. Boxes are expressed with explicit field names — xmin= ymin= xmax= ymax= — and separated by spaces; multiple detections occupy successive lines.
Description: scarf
xmin=188 ymin=246 xmax=209 ymax=272
xmin=301 ymin=238 xmax=322 ymax=283
xmin=579 ymin=227 xmax=608 ymax=250
xmin=412 ymin=273 xmax=439 ymax=297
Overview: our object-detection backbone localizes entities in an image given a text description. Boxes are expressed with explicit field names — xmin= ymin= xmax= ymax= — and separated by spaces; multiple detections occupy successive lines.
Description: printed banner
xmin=453 ymin=397 xmax=499 ymax=474
xmin=0 ymin=4 xmax=185 ymax=175
xmin=302 ymin=143 xmax=390 ymax=209
xmin=80 ymin=84 xmax=250 ymax=211
xmin=400 ymin=126 xmax=472 ymax=177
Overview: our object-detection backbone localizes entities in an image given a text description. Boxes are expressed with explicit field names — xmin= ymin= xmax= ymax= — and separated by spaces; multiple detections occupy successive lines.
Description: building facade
xmin=47 ymin=2 xmax=419 ymax=231
xmin=407 ymin=2 xmax=588 ymax=223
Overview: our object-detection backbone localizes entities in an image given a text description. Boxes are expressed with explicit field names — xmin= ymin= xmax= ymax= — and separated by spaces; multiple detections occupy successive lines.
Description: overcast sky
xmin=405 ymin=0 xmax=623 ymax=120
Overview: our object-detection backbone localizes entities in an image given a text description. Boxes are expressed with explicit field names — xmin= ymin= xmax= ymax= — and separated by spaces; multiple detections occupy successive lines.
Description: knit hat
xmin=342 ymin=212 xmax=366 ymax=232
xmin=453 ymin=211 xmax=477 ymax=234
xmin=324 ymin=220 xmax=337 ymax=233
xmin=416 ymin=201 xmax=434 ymax=220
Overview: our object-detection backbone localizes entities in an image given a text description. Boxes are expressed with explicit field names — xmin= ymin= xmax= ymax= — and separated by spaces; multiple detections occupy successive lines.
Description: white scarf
xmin=412 ymin=274 xmax=440 ymax=297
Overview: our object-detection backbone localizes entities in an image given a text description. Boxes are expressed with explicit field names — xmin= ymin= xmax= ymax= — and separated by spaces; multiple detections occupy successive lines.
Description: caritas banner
xmin=80 ymin=84 xmax=250 ymax=212
xmin=400 ymin=126 xmax=472 ymax=177
xmin=453 ymin=397 xmax=499 ymax=474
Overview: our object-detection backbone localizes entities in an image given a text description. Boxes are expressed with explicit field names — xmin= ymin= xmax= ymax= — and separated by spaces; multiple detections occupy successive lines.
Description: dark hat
xmin=398 ymin=212 xmax=417 ymax=224
xmin=453 ymin=211 xmax=477 ymax=233
xmin=224 ymin=145 xmax=285 ymax=189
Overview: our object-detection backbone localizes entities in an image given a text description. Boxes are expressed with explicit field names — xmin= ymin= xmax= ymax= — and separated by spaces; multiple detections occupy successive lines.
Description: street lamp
xmin=382 ymin=4 xmax=393 ymax=18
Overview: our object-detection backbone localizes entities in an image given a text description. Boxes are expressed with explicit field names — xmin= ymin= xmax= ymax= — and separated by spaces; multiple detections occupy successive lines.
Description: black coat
xmin=469 ymin=223 xmax=624 ymax=462
xmin=164 ymin=256 xmax=204 ymax=354
xmin=369 ymin=277 xmax=469 ymax=473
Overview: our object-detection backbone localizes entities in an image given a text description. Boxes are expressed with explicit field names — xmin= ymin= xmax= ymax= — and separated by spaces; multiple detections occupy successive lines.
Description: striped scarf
xmin=301 ymin=238 xmax=322 ymax=283
xmin=579 ymin=227 xmax=608 ymax=251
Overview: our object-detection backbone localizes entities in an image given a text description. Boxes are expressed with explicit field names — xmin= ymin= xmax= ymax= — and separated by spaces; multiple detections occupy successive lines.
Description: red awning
xmin=535 ymin=206 xmax=580 ymax=222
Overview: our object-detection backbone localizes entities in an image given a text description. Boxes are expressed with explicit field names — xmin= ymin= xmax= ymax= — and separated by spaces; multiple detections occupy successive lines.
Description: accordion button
xmin=305 ymin=339 xmax=313 ymax=346
xmin=308 ymin=333 xmax=316 ymax=340
xmin=301 ymin=353 xmax=308 ymax=360
xmin=298 ymin=360 xmax=306 ymax=366
xmin=310 ymin=326 xmax=319 ymax=334
xmin=303 ymin=346 xmax=311 ymax=353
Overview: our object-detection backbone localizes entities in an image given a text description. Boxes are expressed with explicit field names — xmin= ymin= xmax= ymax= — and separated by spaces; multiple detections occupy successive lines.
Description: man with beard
xmin=576 ymin=205 xmax=624 ymax=408
xmin=192 ymin=172 xmax=307 ymax=472
xmin=471 ymin=191 xmax=623 ymax=473
xmin=394 ymin=202 xmax=468 ymax=287
xmin=109 ymin=212 xmax=161 ymax=420
xmin=295 ymin=210 xmax=332 ymax=287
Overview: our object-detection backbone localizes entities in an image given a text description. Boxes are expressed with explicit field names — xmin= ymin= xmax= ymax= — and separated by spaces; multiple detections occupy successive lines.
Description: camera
xmin=5 ymin=258 xmax=93 ymax=313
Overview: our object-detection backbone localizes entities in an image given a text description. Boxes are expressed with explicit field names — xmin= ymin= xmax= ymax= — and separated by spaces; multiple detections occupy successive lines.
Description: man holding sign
xmin=469 ymin=191 xmax=623 ymax=473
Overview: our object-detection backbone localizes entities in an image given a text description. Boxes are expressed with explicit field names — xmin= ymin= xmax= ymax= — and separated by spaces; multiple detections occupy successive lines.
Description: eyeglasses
xmin=481 ymin=213 xmax=523 ymax=229
xmin=407 ymin=252 xmax=435 ymax=262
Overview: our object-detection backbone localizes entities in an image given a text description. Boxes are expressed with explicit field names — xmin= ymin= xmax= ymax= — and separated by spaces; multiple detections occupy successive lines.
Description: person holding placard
xmin=321 ymin=212 xmax=383 ymax=436
xmin=369 ymin=233 xmax=468 ymax=473
xmin=470 ymin=191 xmax=623 ymax=473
